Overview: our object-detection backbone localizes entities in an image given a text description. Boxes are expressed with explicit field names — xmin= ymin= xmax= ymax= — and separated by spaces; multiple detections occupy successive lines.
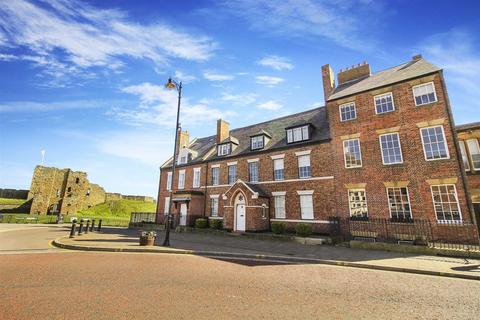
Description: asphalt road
xmin=0 ymin=225 xmax=479 ymax=320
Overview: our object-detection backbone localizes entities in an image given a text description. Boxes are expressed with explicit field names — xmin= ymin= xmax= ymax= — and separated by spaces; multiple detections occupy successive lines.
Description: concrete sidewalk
xmin=53 ymin=227 xmax=480 ymax=281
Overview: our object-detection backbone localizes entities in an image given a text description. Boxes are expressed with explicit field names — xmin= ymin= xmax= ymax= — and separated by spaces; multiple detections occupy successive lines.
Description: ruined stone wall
xmin=28 ymin=166 xmax=69 ymax=215
xmin=0 ymin=188 xmax=29 ymax=199
xmin=86 ymin=184 xmax=106 ymax=208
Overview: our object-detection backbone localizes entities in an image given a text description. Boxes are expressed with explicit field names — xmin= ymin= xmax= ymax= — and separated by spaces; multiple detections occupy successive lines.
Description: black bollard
xmin=85 ymin=220 xmax=90 ymax=234
xmin=98 ymin=219 xmax=102 ymax=231
xmin=69 ymin=222 xmax=76 ymax=238
xmin=78 ymin=219 xmax=84 ymax=235
xmin=90 ymin=219 xmax=95 ymax=232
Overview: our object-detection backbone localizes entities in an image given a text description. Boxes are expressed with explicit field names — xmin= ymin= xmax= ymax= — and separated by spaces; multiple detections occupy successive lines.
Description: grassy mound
xmin=0 ymin=198 xmax=29 ymax=205
xmin=77 ymin=199 xmax=156 ymax=218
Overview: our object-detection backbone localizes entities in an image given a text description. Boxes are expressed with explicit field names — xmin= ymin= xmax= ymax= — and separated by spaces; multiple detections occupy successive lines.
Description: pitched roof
xmin=328 ymin=58 xmax=441 ymax=101
xmin=163 ymin=106 xmax=329 ymax=168
xmin=208 ymin=106 xmax=329 ymax=161
xmin=456 ymin=122 xmax=480 ymax=132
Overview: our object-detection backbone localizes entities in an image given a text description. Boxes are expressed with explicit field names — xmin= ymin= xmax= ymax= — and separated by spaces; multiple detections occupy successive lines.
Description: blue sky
xmin=1 ymin=0 xmax=479 ymax=197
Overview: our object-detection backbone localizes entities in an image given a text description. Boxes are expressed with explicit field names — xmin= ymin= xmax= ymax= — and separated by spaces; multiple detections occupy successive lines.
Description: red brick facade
xmin=156 ymin=57 xmax=479 ymax=242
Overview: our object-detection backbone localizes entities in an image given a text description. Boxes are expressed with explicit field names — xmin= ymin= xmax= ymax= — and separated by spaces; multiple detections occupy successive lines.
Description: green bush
xmin=295 ymin=223 xmax=313 ymax=237
xmin=209 ymin=219 xmax=223 ymax=230
xmin=195 ymin=218 xmax=208 ymax=228
xmin=271 ymin=221 xmax=287 ymax=234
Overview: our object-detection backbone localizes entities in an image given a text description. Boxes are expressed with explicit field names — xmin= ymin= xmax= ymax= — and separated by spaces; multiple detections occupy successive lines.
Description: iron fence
xmin=329 ymin=217 xmax=480 ymax=250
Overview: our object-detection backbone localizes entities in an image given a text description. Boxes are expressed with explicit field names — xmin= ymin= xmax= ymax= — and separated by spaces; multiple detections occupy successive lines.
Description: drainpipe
xmin=439 ymin=71 xmax=477 ymax=227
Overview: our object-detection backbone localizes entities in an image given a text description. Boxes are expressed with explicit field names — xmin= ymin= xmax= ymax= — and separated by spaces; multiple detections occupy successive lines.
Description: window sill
xmin=374 ymin=110 xmax=396 ymax=116
xmin=425 ymin=157 xmax=450 ymax=162
xmin=345 ymin=166 xmax=363 ymax=169
xmin=415 ymin=101 xmax=438 ymax=108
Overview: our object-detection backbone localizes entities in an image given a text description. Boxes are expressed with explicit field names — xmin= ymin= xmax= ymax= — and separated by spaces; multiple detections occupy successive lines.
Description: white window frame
xmin=459 ymin=140 xmax=470 ymax=172
xmin=178 ymin=170 xmax=185 ymax=189
xmin=343 ymin=138 xmax=362 ymax=168
xmin=420 ymin=125 xmax=450 ymax=161
xmin=466 ymin=139 xmax=480 ymax=170
xmin=286 ymin=125 xmax=310 ymax=143
xmin=166 ymin=172 xmax=172 ymax=191
xmin=217 ymin=143 xmax=231 ymax=156
xmin=348 ymin=189 xmax=368 ymax=218
xmin=192 ymin=168 xmax=201 ymax=188
xmin=412 ymin=82 xmax=437 ymax=106
xmin=297 ymin=154 xmax=311 ymax=179
xmin=164 ymin=197 xmax=170 ymax=214
xmin=379 ymin=132 xmax=403 ymax=165
xmin=251 ymin=136 xmax=264 ymax=150
xmin=339 ymin=102 xmax=357 ymax=122
xmin=272 ymin=191 xmax=286 ymax=219
xmin=249 ymin=161 xmax=259 ymax=183
xmin=210 ymin=195 xmax=219 ymax=217
xmin=228 ymin=164 xmax=237 ymax=185
xmin=212 ymin=167 xmax=220 ymax=186
xmin=386 ymin=187 xmax=412 ymax=220
xmin=297 ymin=190 xmax=314 ymax=220
xmin=430 ymin=184 xmax=462 ymax=223
xmin=374 ymin=92 xmax=395 ymax=114
xmin=273 ymin=158 xmax=285 ymax=181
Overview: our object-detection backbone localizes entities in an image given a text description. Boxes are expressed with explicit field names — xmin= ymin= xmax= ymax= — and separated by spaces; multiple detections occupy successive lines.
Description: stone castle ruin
xmin=27 ymin=166 xmax=154 ymax=215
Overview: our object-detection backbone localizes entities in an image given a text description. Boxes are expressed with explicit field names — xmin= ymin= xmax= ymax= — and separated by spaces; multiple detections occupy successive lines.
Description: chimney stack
xmin=217 ymin=119 xmax=230 ymax=143
xmin=337 ymin=61 xmax=371 ymax=85
xmin=176 ymin=130 xmax=190 ymax=152
xmin=321 ymin=64 xmax=335 ymax=102
xmin=412 ymin=54 xmax=422 ymax=61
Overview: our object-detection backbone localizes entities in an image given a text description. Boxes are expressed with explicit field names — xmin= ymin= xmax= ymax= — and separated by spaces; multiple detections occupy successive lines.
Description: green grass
xmin=77 ymin=199 xmax=156 ymax=218
xmin=0 ymin=199 xmax=156 ymax=227
xmin=0 ymin=198 xmax=28 ymax=205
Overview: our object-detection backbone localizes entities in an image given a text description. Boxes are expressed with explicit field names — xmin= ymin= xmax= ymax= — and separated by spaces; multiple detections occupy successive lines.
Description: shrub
xmin=271 ymin=221 xmax=287 ymax=234
xmin=195 ymin=218 xmax=208 ymax=229
xmin=295 ymin=223 xmax=313 ymax=237
xmin=209 ymin=219 xmax=223 ymax=230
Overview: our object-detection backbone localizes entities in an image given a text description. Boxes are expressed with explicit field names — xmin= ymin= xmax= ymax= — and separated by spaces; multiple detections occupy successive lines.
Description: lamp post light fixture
xmin=162 ymin=77 xmax=183 ymax=247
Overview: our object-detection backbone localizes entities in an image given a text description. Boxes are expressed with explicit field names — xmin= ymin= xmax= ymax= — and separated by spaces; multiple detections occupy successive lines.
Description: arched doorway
xmin=234 ymin=193 xmax=246 ymax=231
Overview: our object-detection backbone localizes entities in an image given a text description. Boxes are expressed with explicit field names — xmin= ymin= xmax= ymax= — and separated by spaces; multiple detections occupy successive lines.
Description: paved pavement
xmin=1 ymin=224 xmax=480 ymax=319
xmin=0 ymin=224 xmax=70 ymax=254
xmin=53 ymin=226 xmax=480 ymax=280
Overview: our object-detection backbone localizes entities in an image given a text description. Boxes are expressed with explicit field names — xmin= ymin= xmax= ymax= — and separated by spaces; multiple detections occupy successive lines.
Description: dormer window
xmin=177 ymin=147 xmax=196 ymax=165
xmin=217 ymin=143 xmax=231 ymax=156
xmin=250 ymin=130 xmax=271 ymax=151
xmin=251 ymin=136 xmax=264 ymax=150
xmin=286 ymin=125 xmax=311 ymax=143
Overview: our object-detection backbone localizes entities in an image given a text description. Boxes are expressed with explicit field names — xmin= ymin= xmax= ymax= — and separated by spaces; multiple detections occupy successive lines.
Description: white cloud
xmin=255 ymin=75 xmax=284 ymax=87
xmin=417 ymin=30 xmax=480 ymax=124
xmin=116 ymin=82 xmax=235 ymax=127
xmin=221 ymin=92 xmax=256 ymax=105
xmin=203 ymin=71 xmax=235 ymax=81
xmin=0 ymin=100 xmax=109 ymax=112
xmin=97 ymin=130 xmax=173 ymax=167
xmin=0 ymin=0 xmax=216 ymax=83
xmin=174 ymin=70 xmax=197 ymax=83
xmin=223 ymin=0 xmax=381 ymax=52
xmin=258 ymin=55 xmax=294 ymax=70
xmin=257 ymin=100 xmax=283 ymax=111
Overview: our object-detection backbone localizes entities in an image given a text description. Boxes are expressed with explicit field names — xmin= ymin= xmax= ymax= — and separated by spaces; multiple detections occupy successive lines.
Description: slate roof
xmin=456 ymin=122 xmax=480 ymax=132
xmin=328 ymin=58 xmax=441 ymax=101
xmin=163 ymin=106 xmax=329 ymax=168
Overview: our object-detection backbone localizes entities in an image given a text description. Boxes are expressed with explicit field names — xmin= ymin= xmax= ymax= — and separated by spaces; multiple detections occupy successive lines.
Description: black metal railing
xmin=328 ymin=217 xmax=480 ymax=250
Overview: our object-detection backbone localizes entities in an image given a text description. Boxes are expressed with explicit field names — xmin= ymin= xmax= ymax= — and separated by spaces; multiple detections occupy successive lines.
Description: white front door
xmin=179 ymin=203 xmax=187 ymax=226
xmin=235 ymin=204 xmax=246 ymax=231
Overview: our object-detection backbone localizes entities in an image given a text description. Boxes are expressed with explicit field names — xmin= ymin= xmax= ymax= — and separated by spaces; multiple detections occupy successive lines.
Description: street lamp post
xmin=162 ymin=78 xmax=182 ymax=247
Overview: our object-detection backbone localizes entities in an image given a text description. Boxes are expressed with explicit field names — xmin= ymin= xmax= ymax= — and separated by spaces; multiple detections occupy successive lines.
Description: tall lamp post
xmin=163 ymin=77 xmax=182 ymax=247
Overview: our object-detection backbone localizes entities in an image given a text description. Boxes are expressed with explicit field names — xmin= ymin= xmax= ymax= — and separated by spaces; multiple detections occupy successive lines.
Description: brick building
xmin=156 ymin=55 xmax=480 ymax=241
